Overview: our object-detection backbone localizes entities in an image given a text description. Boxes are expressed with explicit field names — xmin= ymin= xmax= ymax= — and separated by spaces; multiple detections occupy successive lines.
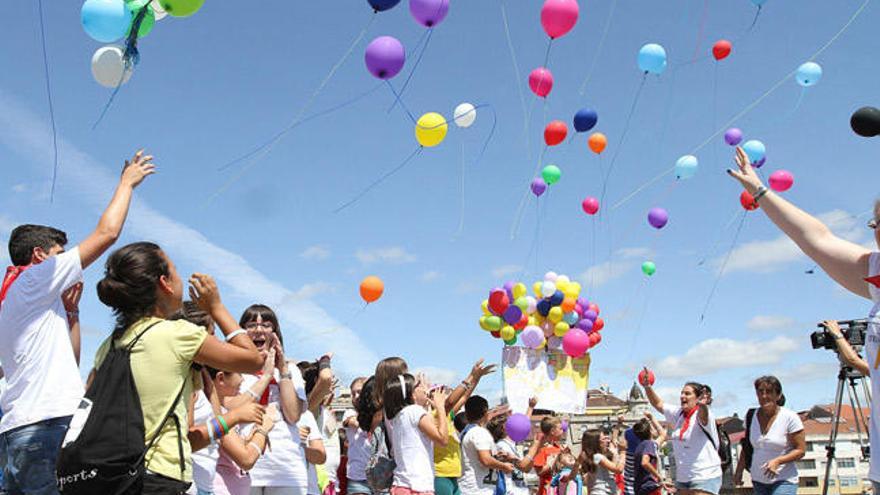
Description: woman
xmin=487 ymin=415 xmax=547 ymax=495
xmin=576 ymin=430 xmax=624 ymax=495
xmin=733 ymin=376 xmax=805 ymax=495
xmin=640 ymin=375 xmax=721 ymax=495
xmin=94 ymin=242 xmax=265 ymax=494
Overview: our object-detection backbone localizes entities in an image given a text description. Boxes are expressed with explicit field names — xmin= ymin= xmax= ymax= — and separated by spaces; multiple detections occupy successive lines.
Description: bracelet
xmin=210 ymin=418 xmax=224 ymax=439
xmin=217 ymin=415 xmax=230 ymax=435
xmin=246 ymin=389 xmax=261 ymax=401
xmin=253 ymin=428 xmax=269 ymax=439
xmin=248 ymin=441 xmax=263 ymax=454
xmin=206 ymin=421 xmax=216 ymax=444
xmin=753 ymin=186 xmax=769 ymax=203
xmin=461 ymin=380 xmax=473 ymax=390
xmin=280 ymin=370 xmax=293 ymax=381
xmin=318 ymin=356 xmax=332 ymax=371
xmin=66 ymin=310 xmax=79 ymax=317
xmin=225 ymin=329 xmax=247 ymax=341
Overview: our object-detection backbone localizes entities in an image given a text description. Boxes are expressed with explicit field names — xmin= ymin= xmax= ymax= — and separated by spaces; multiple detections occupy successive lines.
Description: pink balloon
xmin=768 ymin=170 xmax=794 ymax=192
xmin=540 ymin=0 xmax=579 ymax=39
xmin=581 ymin=196 xmax=599 ymax=215
xmin=562 ymin=328 xmax=590 ymax=357
xmin=528 ymin=67 xmax=554 ymax=98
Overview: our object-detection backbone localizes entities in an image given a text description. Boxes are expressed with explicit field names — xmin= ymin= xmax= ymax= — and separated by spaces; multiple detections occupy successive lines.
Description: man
xmin=0 ymin=150 xmax=155 ymax=495
xmin=459 ymin=396 xmax=514 ymax=495
xmin=532 ymin=416 xmax=564 ymax=495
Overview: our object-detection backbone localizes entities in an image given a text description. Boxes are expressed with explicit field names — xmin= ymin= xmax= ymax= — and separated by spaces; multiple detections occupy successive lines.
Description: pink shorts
xmin=391 ymin=486 xmax=434 ymax=495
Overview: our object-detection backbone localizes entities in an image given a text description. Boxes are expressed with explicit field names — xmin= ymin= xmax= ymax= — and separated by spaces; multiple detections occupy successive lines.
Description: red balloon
xmin=593 ymin=317 xmax=604 ymax=332
xmin=514 ymin=313 xmax=529 ymax=330
xmin=589 ymin=332 xmax=602 ymax=346
xmin=638 ymin=368 xmax=655 ymax=386
xmin=712 ymin=39 xmax=732 ymax=61
xmin=581 ymin=197 xmax=599 ymax=215
xmin=544 ymin=120 xmax=568 ymax=146
xmin=488 ymin=289 xmax=510 ymax=315
xmin=588 ymin=303 xmax=600 ymax=315
xmin=491 ymin=330 xmax=501 ymax=338
xmin=740 ymin=191 xmax=759 ymax=211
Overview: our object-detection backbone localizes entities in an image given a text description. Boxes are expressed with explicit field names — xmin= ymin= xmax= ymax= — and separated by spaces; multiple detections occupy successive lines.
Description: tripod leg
xmin=822 ymin=372 xmax=847 ymax=495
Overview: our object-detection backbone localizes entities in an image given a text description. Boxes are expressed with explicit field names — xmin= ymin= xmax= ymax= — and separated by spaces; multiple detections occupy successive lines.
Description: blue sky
xmin=1 ymin=0 xmax=878 ymax=418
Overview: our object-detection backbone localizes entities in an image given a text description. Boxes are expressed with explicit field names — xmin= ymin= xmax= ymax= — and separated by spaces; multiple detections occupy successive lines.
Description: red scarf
xmin=255 ymin=370 xmax=278 ymax=406
xmin=865 ymin=275 xmax=880 ymax=289
xmin=680 ymin=406 xmax=699 ymax=440
xmin=0 ymin=265 xmax=30 ymax=308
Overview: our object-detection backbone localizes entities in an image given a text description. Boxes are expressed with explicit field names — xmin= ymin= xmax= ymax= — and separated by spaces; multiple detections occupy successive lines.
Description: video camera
xmin=810 ymin=319 xmax=868 ymax=350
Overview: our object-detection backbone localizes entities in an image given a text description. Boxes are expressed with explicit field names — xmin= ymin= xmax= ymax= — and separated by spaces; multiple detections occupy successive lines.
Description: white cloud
xmin=653 ymin=336 xmax=801 ymax=377
xmin=293 ymin=282 xmax=335 ymax=299
xmin=774 ymin=362 xmax=838 ymax=384
xmin=579 ymin=247 xmax=653 ymax=287
xmin=491 ymin=265 xmax=523 ymax=279
xmin=300 ymin=245 xmax=330 ymax=261
xmin=0 ymin=91 xmax=380 ymax=377
xmin=414 ymin=366 xmax=460 ymax=387
xmin=11 ymin=184 xmax=25 ymax=193
xmin=747 ymin=315 xmax=797 ymax=332
xmin=355 ymin=246 xmax=416 ymax=265
xmin=421 ymin=270 xmax=441 ymax=282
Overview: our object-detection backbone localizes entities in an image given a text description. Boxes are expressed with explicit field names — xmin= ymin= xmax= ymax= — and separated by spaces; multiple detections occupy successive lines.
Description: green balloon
xmin=127 ymin=5 xmax=155 ymax=38
xmin=486 ymin=316 xmax=503 ymax=331
xmin=160 ymin=0 xmax=205 ymax=17
xmin=126 ymin=0 xmax=151 ymax=8
xmin=542 ymin=164 xmax=562 ymax=185
xmin=514 ymin=296 xmax=529 ymax=311
xmin=503 ymin=336 xmax=518 ymax=346
xmin=641 ymin=261 xmax=656 ymax=276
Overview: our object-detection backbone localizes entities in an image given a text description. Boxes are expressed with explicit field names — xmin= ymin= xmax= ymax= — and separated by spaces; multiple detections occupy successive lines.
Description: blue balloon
xmin=549 ymin=290 xmax=565 ymax=306
xmin=573 ymin=108 xmax=598 ymax=133
xmin=674 ymin=155 xmax=698 ymax=180
xmin=638 ymin=43 xmax=667 ymax=75
xmin=537 ymin=299 xmax=551 ymax=317
xmin=751 ymin=0 xmax=767 ymax=6
xmin=81 ymin=0 xmax=132 ymax=43
xmin=563 ymin=312 xmax=579 ymax=325
xmin=368 ymin=0 xmax=402 ymax=11
xmin=796 ymin=62 xmax=822 ymax=87
xmin=742 ymin=140 xmax=766 ymax=165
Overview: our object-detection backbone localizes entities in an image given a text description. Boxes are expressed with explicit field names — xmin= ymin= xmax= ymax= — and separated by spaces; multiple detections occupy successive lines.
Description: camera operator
xmin=822 ymin=320 xmax=870 ymax=376
xmin=728 ymin=146 xmax=880 ymax=492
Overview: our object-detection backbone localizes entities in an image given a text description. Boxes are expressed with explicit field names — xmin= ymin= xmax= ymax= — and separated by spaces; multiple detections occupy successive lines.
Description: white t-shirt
xmin=345 ymin=409 xmax=372 ymax=481
xmin=663 ymin=404 xmax=722 ymax=482
xmin=189 ymin=391 xmax=220 ymax=493
xmin=300 ymin=410 xmax=324 ymax=495
xmin=588 ymin=453 xmax=618 ymax=495
xmin=863 ymin=252 xmax=880 ymax=482
xmin=0 ymin=248 xmax=84 ymax=435
xmin=495 ymin=438 xmax=529 ymax=495
xmin=241 ymin=368 xmax=309 ymax=489
xmin=319 ymin=406 xmax=341 ymax=484
xmin=460 ymin=425 xmax=496 ymax=495
xmin=388 ymin=404 xmax=434 ymax=492
xmin=748 ymin=407 xmax=803 ymax=484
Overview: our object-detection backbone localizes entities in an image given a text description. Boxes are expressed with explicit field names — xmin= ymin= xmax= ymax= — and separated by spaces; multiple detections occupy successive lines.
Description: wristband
xmin=217 ymin=415 xmax=230 ymax=435
xmin=280 ymin=370 xmax=293 ymax=380
xmin=206 ymin=421 xmax=216 ymax=444
xmin=254 ymin=428 xmax=269 ymax=439
xmin=66 ymin=310 xmax=79 ymax=317
xmin=248 ymin=442 xmax=263 ymax=454
xmin=753 ymin=186 xmax=769 ymax=203
xmin=318 ymin=356 xmax=331 ymax=371
xmin=225 ymin=329 xmax=247 ymax=341
xmin=246 ymin=389 xmax=261 ymax=401
xmin=211 ymin=418 xmax=224 ymax=439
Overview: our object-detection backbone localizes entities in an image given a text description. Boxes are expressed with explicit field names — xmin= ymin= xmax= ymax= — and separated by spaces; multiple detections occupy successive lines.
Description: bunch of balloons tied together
xmin=81 ymin=0 xmax=204 ymax=88
xmin=478 ymin=271 xmax=604 ymax=359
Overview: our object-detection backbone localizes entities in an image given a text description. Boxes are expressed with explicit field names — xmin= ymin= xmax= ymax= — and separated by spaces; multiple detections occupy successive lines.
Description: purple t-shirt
xmin=633 ymin=440 xmax=660 ymax=495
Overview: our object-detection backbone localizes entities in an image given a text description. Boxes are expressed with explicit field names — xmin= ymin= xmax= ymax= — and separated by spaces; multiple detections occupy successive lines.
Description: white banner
xmin=502 ymin=346 xmax=590 ymax=414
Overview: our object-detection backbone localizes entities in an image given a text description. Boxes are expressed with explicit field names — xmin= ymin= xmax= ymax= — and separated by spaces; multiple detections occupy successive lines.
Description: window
xmin=837 ymin=458 xmax=856 ymax=468
xmin=800 ymin=477 xmax=819 ymax=488
xmin=840 ymin=477 xmax=859 ymax=487
xmin=797 ymin=460 xmax=816 ymax=470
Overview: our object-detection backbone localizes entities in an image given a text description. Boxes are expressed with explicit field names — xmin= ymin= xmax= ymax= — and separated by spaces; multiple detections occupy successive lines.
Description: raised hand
xmin=189 ymin=273 xmax=222 ymax=313
xmin=726 ymin=146 xmax=765 ymax=194
xmin=120 ymin=149 xmax=156 ymax=189
xmin=62 ymin=282 xmax=83 ymax=314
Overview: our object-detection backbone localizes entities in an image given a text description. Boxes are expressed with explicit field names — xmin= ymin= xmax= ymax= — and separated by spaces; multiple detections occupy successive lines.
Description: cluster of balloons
xmin=82 ymin=0 xmax=204 ymax=87
xmin=477 ymin=271 xmax=605 ymax=358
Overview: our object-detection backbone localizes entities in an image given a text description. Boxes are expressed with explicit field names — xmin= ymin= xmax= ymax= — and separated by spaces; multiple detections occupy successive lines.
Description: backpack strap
xmin=123 ymin=321 xmax=163 ymax=351
xmin=139 ymin=378 xmax=188 ymax=472
xmin=696 ymin=414 xmax=718 ymax=450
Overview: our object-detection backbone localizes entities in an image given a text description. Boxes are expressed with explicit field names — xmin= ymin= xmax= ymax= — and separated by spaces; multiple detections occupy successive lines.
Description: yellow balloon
xmin=548 ymin=306 xmax=563 ymax=323
xmin=479 ymin=316 xmax=491 ymax=331
xmin=500 ymin=325 xmax=516 ymax=341
xmin=533 ymin=282 xmax=543 ymax=296
xmin=481 ymin=300 xmax=490 ymax=316
xmin=528 ymin=316 xmax=537 ymax=326
xmin=554 ymin=322 xmax=570 ymax=337
xmin=415 ymin=112 xmax=448 ymax=147
xmin=556 ymin=281 xmax=569 ymax=294
xmin=512 ymin=282 xmax=527 ymax=299
xmin=570 ymin=282 xmax=582 ymax=296
xmin=536 ymin=340 xmax=546 ymax=350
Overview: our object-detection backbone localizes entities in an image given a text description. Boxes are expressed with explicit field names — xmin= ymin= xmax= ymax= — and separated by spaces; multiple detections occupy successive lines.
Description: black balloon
xmin=851 ymin=106 xmax=880 ymax=137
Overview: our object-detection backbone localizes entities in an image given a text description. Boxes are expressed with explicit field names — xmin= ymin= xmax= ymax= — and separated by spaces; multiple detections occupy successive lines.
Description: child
xmin=533 ymin=417 xmax=564 ymax=495
xmin=632 ymin=419 xmax=673 ymax=495
xmin=577 ymin=430 xmax=625 ymax=495
xmin=550 ymin=451 xmax=582 ymax=495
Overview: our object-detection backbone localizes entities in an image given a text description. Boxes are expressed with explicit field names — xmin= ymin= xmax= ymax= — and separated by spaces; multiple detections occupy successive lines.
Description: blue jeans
xmin=674 ymin=476 xmax=722 ymax=495
xmin=753 ymin=481 xmax=797 ymax=495
xmin=0 ymin=416 xmax=72 ymax=495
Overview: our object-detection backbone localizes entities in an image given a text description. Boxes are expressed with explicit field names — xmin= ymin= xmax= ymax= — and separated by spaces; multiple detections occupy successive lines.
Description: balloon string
xmin=697 ymin=208 xmax=742 ymax=267
xmin=747 ymin=5 xmax=762 ymax=32
xmin=473 ymin=104 xmax=498 ymax=167
xmin=624 ymin=278 xmax=651 ymax=363
xmin=499 ymin=0 xmax=530 ymax=159
xmin=578 ymin=0 xmax=618 ymax=96
xmin=333 ymin=146 xmax=423 ymax=213
xmin=510 ymin=145 xmax=547 ymax=240
xmin=691 ymin=0 xmax=710 ymax=62
xmin=36 ymin=0 xmax=59 ymax=203
xmin=388 ymin=28 xmax=434 ymax=113
xmin=93 ymin=5 xmax=150 ymax=129
xmin=542 ymin=38 xmax=553 ymax=69
xmin=385 ymin=80 xmax=417 ymax=124
xmin=699 ymin=211 xmax=748 ymax=323
xmin=301 ymin=303 xmax=369 ymax=342
xmin=600 ymin=73 xmax=647 ymax=206
xmin=589 ymin=217 xmax=597 ymax=296
xmin=453 ymin=139 xmax=466 ymax=239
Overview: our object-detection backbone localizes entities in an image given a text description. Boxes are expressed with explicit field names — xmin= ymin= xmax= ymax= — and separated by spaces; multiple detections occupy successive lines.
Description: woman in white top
xmin=343 ymin=377 xmax=374 ymax=495
xmin=576 ymin=430 xmax=624 ymax=495
xmin=727 ymin=146 xmax=880 ymax=492
xmin=733 ymin=376 xmax=805 ymax=495
xmin=641 ymin=375 xmax=721 ymax=495
xmin=383 ymin=374 xmax=448 ymax=495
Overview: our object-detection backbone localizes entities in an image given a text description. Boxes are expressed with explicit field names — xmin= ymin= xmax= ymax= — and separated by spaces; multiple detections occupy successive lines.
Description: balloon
xmin=641 ymin=261 xmax=656 ymax=276
xmin=581 ymin=197 xmax=599 ymax=215
xmin=368 ymin=0 xmax=402 ymax=12
xmin=751 ymin=0 xmax=767 ymax=5
xmin=549 ymin=290 xmax=565 ymax=307
xmin=588 ymin=302 xmax=600 ymax=315
xmin=513 ymin=283 xmax=527 ymax=299
xmin=753 ymin=157 xmax=766 ymax=169
xmin=769 ymin=170 xmax=794 ymax=192
xmin=541 ymin=281 xmax=557 ymax=297
xmin=489 ymin=289 xmax=510 ymax=315
xmin=158 ymin=0 xmax=204 ymax=17
xmin=360 ymin=276 xmax=385 ymax=303
xmin=365 ymin=36 xmax=406 ymax=80
xmin=563 ymin=311 xmax=579 ymax=325
xmin=561 ymin=297 xmax=576 ymax=313
xmin=674 ymin=155 xmax=698 ymax=180
xmin=481 ymin=300 xmax=490 ymax=315
xmin=724 ymin=128 xmax=743 ymax=146
xmin=562 ymin=328 xmax=590 ymax=357
xmin=513 ymin=297 xmax=529 ymax=312
xmin=536 ymin=299 xmax=551 ymax=317
xmin=91 ymin=46 xmax=133 ymax=88
xmin=503 ymin=336 xmax=518 ymax=346
xmin=540 ymin=0 xmax=579 ymax=39
xmin=554 ymin=322 xmax=570 ymax=337
xmin=593 ymin=317 xmax=604 ymax=332
xmin=742 ymin=140 xmax=766 ymax=165
xmin=573 ymin=108 xmax=598 ymax=133
xmin=533 ymin=282 xmax=543 ymax=296
xmin=583 ymin=309 xmax=598 ymax=322
xmin=500 ymin=325 xmax=516 ymax=341
xmin=638 ymin=43 xmax=667 ymax=75
xmin=548 ymin=306 xmax=563 ymax=323
xmin=478 ymin=316 xmax=491 ymax=331
xmin=485 ymin=316 xmax=503 ymax=332
xmin=796 ymin=62 xmax=822 ymax=87
xmin=521 ymin=326 xmax=545 ymax=349
xmin=409 ymin=0 xmax=449 ymax=27
xmin=528 ymin=68 xmax=554 ymax=98
xmin=588 ymin=132 xmax=607 ymax=154
xmin=541 ymin=165 xmax=561 ymax=185
xmin=506 ymin=413 xmax=532 ymax=443
xmin=491 ymin=331 xmax=501 ymax=338
xmin=544 ymin=121 xmax=568 ymax=146
xmin=577 ymin=319 xmax=593 ymax=331
xmin=740 ymin=190 xmax=759 ymax=211
xmin=514 ymin=313 xmax=529 ymax=330
xmin=531 ymin=178 xmax=548 ymax=197
xmin=503 ymin=305 xmax=523 ymax=325
xmin=647 ymin=207 xmax=669 ymax=229
xmin=851 ymin=106 xmax=880 ymax=137
xmin=453 ymin=103 xmax=476 ymax=128
xmin=127 ymin=5 xmax=155 ymax=38
xmin=503 ymin=281 xmax=515 ymax=301
xmin=589 ymin=332 xmax=602 ymax=346
xmin=561 ymin=420 xmax=569 ymax=432
xmin=526 ymin=296 xmax=538 ymax=314
xmin=712 ymin=39 xmax=732 ymax=61
xmin=82 ymin=0 xmax=132 ymax=43
xmin=415 ymin=112 xmax=448 ymax=147
xmin=638 ymin=368 xmax=656 ymax=387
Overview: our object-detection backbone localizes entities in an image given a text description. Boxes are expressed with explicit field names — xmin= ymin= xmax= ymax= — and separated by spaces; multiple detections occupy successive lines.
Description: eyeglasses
xmin=869 ymin=219 xmax=879 ymax=230
xmin=244 ymin=321 xmax=274 ymax=330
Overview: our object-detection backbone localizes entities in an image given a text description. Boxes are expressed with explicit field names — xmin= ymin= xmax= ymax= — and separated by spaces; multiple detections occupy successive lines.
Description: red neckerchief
xmin=865 ymin=275 xmax=880 ymax=289
xmin=255 ymin=370 xmax=278 ymax=406
xmin=0 ymin=265 xmax=30 ymax=308
xmin=679 ymin=406 xmax=699 ymax=440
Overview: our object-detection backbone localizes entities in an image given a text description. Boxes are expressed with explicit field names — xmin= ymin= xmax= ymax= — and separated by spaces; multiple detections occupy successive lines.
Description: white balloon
xmin=453 ymin=103 xmax=476 ymax=128
xmin=556 ymin=275 xmax=570 ymax=284
xmin=544 ymin=271 xmax=558 ymax=282
xmin=150 ymin=0 xmax=168 ymax=20
xmin=91 ymin=46 xmax=133 ymax=88
xmin=541 ymin=281 xmax=557 ymax=297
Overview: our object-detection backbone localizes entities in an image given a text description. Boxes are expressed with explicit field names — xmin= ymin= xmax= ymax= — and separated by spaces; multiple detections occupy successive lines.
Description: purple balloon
xmin=506 ymin=413 xmax=532 ymax=443
xmin=409 ymin=0 xmax=449 ymax=27
xmin=364 ymin=36 xmax=405 ymax=80
xmin=531 ymin=178 xmax=547 ymax=197
xmin=753 ymin=157 xmax=766 ymax=168
xmin=576 ymin=319 xmax=594 ymax=331
xmin=503 ymin=281 xmax=515 ymax=301
xmin=503 ymin=305 xmax=523 ymax=325
xmin=561 ymin=420 xmax=569 ymax=433
xmin=648 ymin=207 xmax=669 ymax=229
xmin=724 ymin=128 xmax=743 ymax=146
xmin=583 ymin=310 xmax=598 ymax=322
xmin=521 ymin=326 xmax=544 ymax=349
xmin=576 ymin=297 xmax=589 ymax=308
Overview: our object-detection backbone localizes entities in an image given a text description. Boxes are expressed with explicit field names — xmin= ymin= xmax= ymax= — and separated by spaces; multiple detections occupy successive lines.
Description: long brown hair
xmin=579 ymin=430 xmax=607 ymax=474
xmin=97 ymin=242 xmax=170 ymax=336
xmin=239 ymin=304 xmax=283 ymax=347
xmin=374 ymin=357 xmax=408 ymax=405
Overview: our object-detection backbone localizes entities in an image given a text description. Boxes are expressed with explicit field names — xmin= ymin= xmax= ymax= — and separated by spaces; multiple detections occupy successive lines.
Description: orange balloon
xmin=359 ymin=276 xmax=384 ymax=303
xmin=561 ymin=297 xmax=576 ymax=313
xmin=588 ymin=132 xmax=607 ymax=154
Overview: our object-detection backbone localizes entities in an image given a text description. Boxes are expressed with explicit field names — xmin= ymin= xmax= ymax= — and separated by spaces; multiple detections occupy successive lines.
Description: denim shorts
xmin=347 ymin=479 xmax=372 ymax=495
xmin=0 ymin=416 xmax=72 ymax=495
xmin=674 ymin=476 xmax=722 ymax=495
xmin=753 ymin=481 xmax=797 ymax=495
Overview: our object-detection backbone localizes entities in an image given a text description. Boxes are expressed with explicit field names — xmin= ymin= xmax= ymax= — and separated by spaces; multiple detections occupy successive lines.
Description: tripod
xmin=821 ymin=360 xmax=871 ymax=495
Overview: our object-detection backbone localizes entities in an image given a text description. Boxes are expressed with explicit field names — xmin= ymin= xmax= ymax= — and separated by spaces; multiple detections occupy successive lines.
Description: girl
xmin=344 ymin=377 xmax=374 ymax=495
xmin=578 ymin=430 xmax=624 ymax=495
xmin=374 ymin=357 xmax=408 ymax=407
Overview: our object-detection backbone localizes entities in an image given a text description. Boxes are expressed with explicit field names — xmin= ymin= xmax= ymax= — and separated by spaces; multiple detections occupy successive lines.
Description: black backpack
xmin=56 ymin=322 xmax=186 ymax=494
xmin=740 ymin=408 xmax=757 ymax=472
xmin=696 ymin=416 xmax=733 ymax=471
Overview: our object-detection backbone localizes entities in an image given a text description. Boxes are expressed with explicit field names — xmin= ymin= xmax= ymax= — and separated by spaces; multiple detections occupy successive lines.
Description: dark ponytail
xmin=97 ymin=242 xmax=169 ymax=336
